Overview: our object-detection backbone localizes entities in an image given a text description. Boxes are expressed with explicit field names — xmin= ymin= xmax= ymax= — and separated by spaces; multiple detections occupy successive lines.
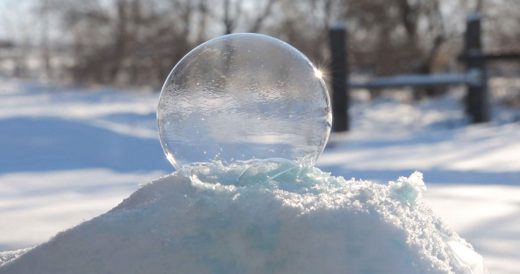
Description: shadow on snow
xmin=0 ymin=117 xmax=172 ymax=174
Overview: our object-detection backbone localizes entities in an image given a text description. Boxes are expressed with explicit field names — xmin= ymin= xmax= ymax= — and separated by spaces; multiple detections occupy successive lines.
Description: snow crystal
xmin=0 ymin=162 xmax=485 ymax=274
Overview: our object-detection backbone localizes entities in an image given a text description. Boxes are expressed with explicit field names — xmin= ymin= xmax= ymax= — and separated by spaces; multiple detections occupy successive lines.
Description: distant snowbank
xmin=0 ymin=162 xmax=484 ymax=274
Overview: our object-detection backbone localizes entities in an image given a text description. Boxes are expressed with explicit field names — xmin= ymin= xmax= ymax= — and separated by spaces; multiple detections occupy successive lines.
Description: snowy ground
xmin=320 ymin=87 xmax=520 ymax=274
xmin=0 ymin=78 xmax=519 ymax=273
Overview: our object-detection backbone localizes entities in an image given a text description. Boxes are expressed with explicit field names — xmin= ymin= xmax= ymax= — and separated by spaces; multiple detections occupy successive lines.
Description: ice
xmin=0 ymin=162 xmax=485 ymax=274
xmin=389 ymin=171 xmax=427 ymax=205
xmin=157 ymin=33 xmax=331 ymax=169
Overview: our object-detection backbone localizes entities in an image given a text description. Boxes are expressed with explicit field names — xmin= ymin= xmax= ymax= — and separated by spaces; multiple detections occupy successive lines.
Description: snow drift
xmin=0 ymin=161 xmax=485 ymax=274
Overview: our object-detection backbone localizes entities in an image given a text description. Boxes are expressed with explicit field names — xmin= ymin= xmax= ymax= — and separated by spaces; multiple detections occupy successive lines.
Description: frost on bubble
xmin=157 ymin=33 xmax=331 ymax=170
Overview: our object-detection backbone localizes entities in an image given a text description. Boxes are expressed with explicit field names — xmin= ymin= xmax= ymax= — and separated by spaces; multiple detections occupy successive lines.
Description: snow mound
xmin=0 ymin=161 xmax=485 ymax=274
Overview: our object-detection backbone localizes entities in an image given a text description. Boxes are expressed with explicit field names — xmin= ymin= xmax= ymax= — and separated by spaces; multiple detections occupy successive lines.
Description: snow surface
xmin=0 ymin=162 xmax=484 ymax=274
xmin=0 ymin=78 xmax=519 ymax=273
xmin=0 ymin=249 xmax=29 ymax=267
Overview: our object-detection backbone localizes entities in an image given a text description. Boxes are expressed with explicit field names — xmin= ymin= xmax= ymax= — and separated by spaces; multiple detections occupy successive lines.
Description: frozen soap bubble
xmin=157 ymin=33 xmax=331 ymax=170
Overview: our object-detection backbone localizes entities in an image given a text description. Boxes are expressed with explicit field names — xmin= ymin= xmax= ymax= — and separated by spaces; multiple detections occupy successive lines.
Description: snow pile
xmin=0 ymin=161 xmax=484 ymax=274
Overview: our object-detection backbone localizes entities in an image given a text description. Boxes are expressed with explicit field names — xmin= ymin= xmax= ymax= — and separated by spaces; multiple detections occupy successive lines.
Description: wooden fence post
xmin=464 ymin=13 xmax=490 ymax=123
xmin=329 ymin=25 xmax=350 ymax=132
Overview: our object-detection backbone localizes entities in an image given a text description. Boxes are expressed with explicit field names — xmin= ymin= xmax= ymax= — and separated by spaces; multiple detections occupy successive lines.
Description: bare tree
xmin=249 ymin=0 xmax=277 ymax=32
xmin=35 ymin=0 xmax=518 ymax=91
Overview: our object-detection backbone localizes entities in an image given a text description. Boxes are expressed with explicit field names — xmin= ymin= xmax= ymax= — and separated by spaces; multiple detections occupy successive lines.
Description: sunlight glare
xmin=314 ymin=68 xmax=323 ymax=79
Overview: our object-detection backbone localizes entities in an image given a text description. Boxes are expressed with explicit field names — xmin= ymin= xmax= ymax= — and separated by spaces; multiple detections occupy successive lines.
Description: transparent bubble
xmin=157 ymin=33 xmax=331 ymax=170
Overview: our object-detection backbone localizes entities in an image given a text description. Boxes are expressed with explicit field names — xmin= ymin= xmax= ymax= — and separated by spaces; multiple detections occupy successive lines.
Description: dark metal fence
xmin=329 ymin=13 xmax=520 ymax=132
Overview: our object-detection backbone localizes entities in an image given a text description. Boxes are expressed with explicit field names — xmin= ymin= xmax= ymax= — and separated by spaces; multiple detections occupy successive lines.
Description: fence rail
xmin=458 ymin=52 xmax=520 ymax=62
xmin=349 ymin=73 xmax=475 ymax=89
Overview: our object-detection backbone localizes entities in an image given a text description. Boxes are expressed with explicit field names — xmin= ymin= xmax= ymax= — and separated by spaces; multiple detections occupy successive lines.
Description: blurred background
xmin=0 ymin=0 xmax=519 ymax=88
xmin=0 ymin=0 xmax=519 ymax=273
